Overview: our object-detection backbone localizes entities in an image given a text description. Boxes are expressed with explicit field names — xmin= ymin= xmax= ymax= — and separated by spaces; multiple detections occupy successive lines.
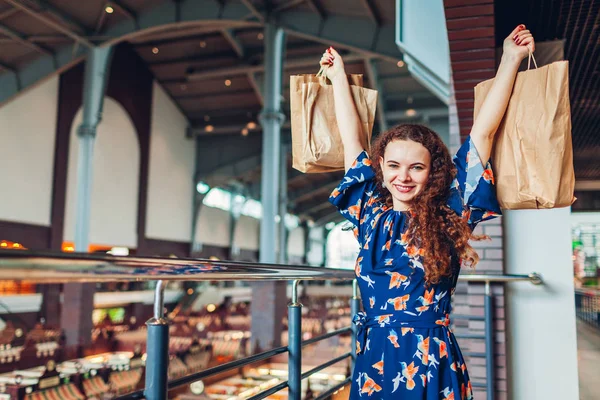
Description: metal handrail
xmin=0 ymin=250 xmax=544 ymax=400
xmin=0 ymin=251 xmax=543 ymax=285
xmin=458 ymin=272 xmax=543 ymax=285
xmin=0 ymin=250 xmax=355 ymax=282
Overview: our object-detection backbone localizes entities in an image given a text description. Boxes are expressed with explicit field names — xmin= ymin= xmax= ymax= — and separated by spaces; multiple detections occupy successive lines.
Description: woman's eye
xmin=411 ymin=166 xmax=424 ymax=170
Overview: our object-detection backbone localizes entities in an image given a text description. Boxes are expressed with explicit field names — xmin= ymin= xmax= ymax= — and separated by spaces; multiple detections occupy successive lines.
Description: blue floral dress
xmin=329 ymin=137 xmax=501 ymax=399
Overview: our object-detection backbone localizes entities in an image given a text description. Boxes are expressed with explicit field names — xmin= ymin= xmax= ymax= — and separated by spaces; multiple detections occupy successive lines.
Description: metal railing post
xmin=144 ymin=280 xmax=169 ymax=400
xmin=484 ymin=281 xmax=494 ymax=400
xmin=288 ymin=280 xmax=302 ymax=400
xmin=350 ymin=279 xmax=360 ymax=370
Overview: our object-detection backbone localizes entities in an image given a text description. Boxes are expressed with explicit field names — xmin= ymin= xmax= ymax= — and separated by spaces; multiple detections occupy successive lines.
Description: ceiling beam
xmin=188 ymin=121 xmax=290 ymax=137
xmin=273 ymin=0 xmax=306 ymax=13
xmin=387 ymin=107 xmax=448 ymax=122
xmin=247 ymin=72 xmax=264 ymax=106
xmin=277 ymin=11 xmax=400 ymax=63
xmin=174 ymin=89 xmax=256 ymax=100
xmin=309 ymin=205 xmax=338 ymax=223
xmin=111 ymin=0 xmax=138 ymax=24
xmin=186 ymin=53 xmax=365 ymax=81
xmin=199 ymin=153 xmax=262 ymax=187
xmin=221 ymin=29 xmax=245 ymax=59
xmin=239 ymin=0 xmax=265 ymax=23
xmin=359 ymin=0 xmax=381 ymax=26
xmin=288 ymin=177 xmax=340 ymax=203
xmin=0 ymin=7 xmax=19 ymax=21
xmin=0 ymin=23 xmax=53 ymax=56
xmin=3 ymin=0 xmax=93 ymax=48
xmin=294 ymin=196 xmax=331 ymax=216
xmin=306 ymin=0 xmax=327 ymax=20
xmin=313 ymin=210 xmax=344 ymax=226
xmin=2 ymin=0 xmax=397 ymax=105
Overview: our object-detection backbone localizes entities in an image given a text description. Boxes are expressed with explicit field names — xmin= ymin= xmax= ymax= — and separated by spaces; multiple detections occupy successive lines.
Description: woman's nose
xmin=398 ymin=168 xmax=411 ymax=182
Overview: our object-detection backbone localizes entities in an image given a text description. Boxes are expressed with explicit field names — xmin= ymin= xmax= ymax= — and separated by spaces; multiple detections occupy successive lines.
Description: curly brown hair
xmin=371 ymin=124 xmax=483 ymax=284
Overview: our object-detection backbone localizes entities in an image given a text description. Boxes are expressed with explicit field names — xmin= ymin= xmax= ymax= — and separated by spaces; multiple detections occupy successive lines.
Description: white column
xmin=504 ymin=208 xmax=579 ymax=399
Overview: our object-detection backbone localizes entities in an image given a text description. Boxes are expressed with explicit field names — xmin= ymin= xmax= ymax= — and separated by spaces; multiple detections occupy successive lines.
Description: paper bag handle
xmin=527 ymin=52 xmax=538 ymax=70
xmin=316 ymin=66 xmax=329 ymax=87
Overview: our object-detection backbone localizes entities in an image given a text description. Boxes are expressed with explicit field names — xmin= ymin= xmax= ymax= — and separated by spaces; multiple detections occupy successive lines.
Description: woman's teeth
xmin=394 ymin=185 xmax=414 ymax=193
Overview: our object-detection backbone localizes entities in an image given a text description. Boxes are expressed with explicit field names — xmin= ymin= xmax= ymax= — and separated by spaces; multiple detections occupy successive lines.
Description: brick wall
xmin=444 ymin=1 xmax=508 ymax=398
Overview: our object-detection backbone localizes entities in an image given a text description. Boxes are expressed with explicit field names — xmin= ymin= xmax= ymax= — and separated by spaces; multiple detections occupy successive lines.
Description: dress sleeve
xmin=447 ymin=136 xmax=502 ymax=228
xmin=328 ymin=151 xmax=378 ymax=233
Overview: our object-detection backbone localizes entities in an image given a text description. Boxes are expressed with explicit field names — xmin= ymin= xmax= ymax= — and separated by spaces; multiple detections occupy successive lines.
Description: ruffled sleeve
xmin=447 ymin=136 xmax=502 ymax=229
xmin=329 ymin=151 xmax=379 ymax=235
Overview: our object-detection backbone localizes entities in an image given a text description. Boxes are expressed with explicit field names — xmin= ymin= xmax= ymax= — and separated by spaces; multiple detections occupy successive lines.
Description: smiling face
xmin=379 ymin=139 xmax=431 ymax=211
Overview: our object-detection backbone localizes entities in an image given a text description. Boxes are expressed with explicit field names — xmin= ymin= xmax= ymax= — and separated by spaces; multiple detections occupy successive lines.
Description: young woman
xmin=323 ymin=25 xmax=535 ymax=399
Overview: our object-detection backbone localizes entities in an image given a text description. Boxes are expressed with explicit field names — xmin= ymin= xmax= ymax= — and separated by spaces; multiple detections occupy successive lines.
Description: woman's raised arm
xmin=470 ymin=24 xmax=536 ymax=163
xmin=320 ymin=47 xmax=365 ymax=172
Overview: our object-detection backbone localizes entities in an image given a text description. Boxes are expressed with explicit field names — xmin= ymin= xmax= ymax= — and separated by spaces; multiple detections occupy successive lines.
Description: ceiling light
xmin=205 ymin=125 xmax=214 ymax=133
xmin=199 ymin=41 xmax=206 ymax=48
xmin=405 ymin=109 xmax=417 ymax=117
xmin=152 ymin=47 xmax=159 ymax=54
xmin=397 ymin=60 xmax=405 ymax=68
xmin=241 ymin=128 xmax=249 ymax=136
xmin=204 ymin=115 xmax=210 ymax=122
xmin=224 ymin=79 xmax=232 ymax=86
xmin=105 ymin=5 xmax=114 ymax=14
xmin=246 ymin=121 xmax=257 ymax=129
xmin=257 ymin=33 xmax=264 ymax=40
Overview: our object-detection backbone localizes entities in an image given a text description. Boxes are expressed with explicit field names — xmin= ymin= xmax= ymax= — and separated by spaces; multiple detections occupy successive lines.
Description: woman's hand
xmin=503 ymin=24 xmax=535 ymax=62
xmin=319 ymin=47 xmax=346 ymax=83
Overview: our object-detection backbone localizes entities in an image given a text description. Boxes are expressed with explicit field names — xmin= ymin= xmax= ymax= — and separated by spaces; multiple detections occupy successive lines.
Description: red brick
xmin=450 ymin=48 xmax=496 ymax=62
xmin=445 ymin=0 xmax=493 ymax=7
xmin=446 ymin=16 xmax=495 ymax=31
xmin=450 ymin=37 xmax=496 ymax=51
xmin=448 ymin=27 xmax=495 ymax=41
xmin=454 ymin=79 xmax=483 ymax=91
xmin=453 ymin=68 xmax=495 ymax=81
xmin=445 ymin=4 xmax=494 ymax=19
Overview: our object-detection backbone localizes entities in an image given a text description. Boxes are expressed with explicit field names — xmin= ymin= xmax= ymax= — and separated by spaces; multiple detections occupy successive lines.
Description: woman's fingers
xmin=508 ymin=24 xmax=525 ymax=39
xmin=515 ymin=33 xmax=533 ymax=46
xmin=520 ymin=37 xmax=535 ymax=52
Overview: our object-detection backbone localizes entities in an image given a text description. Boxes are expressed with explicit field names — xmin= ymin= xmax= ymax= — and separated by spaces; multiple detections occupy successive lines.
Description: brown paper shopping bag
xmin=474 ymin=55 xmax=575 ymax=209
xmin=290 ymin=74 xmax=378 ymax=173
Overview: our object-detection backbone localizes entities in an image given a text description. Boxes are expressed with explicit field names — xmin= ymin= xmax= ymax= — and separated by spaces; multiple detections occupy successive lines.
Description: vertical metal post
xmin=278 ymin=144 xmax=289 ymax=264
xmin=74 ymin=46 xmax=113 ymax=252
xmin=288 ymin=280 xmax=302 ymax=400
xmin=350 ymin=280 xmax=360 ymax=370
xmin=144 ymin=280 xmax=169 ymax=400
xmin=258 ymin=23 xmax=285 ymax=264
xmin=229 ymin=191 xmax=245 ymax=260
xmin=484 ymin=281 xmax=495 ymax=400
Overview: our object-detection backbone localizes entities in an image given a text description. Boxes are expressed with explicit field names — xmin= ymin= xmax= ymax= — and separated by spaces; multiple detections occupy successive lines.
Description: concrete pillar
xmin=251 ymin=23 xmax=287 ymax=353
xmin=62 ymin=46 xmax=113 ymax=357
xmin=504 ymin=208 xmax=579 ymax=399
